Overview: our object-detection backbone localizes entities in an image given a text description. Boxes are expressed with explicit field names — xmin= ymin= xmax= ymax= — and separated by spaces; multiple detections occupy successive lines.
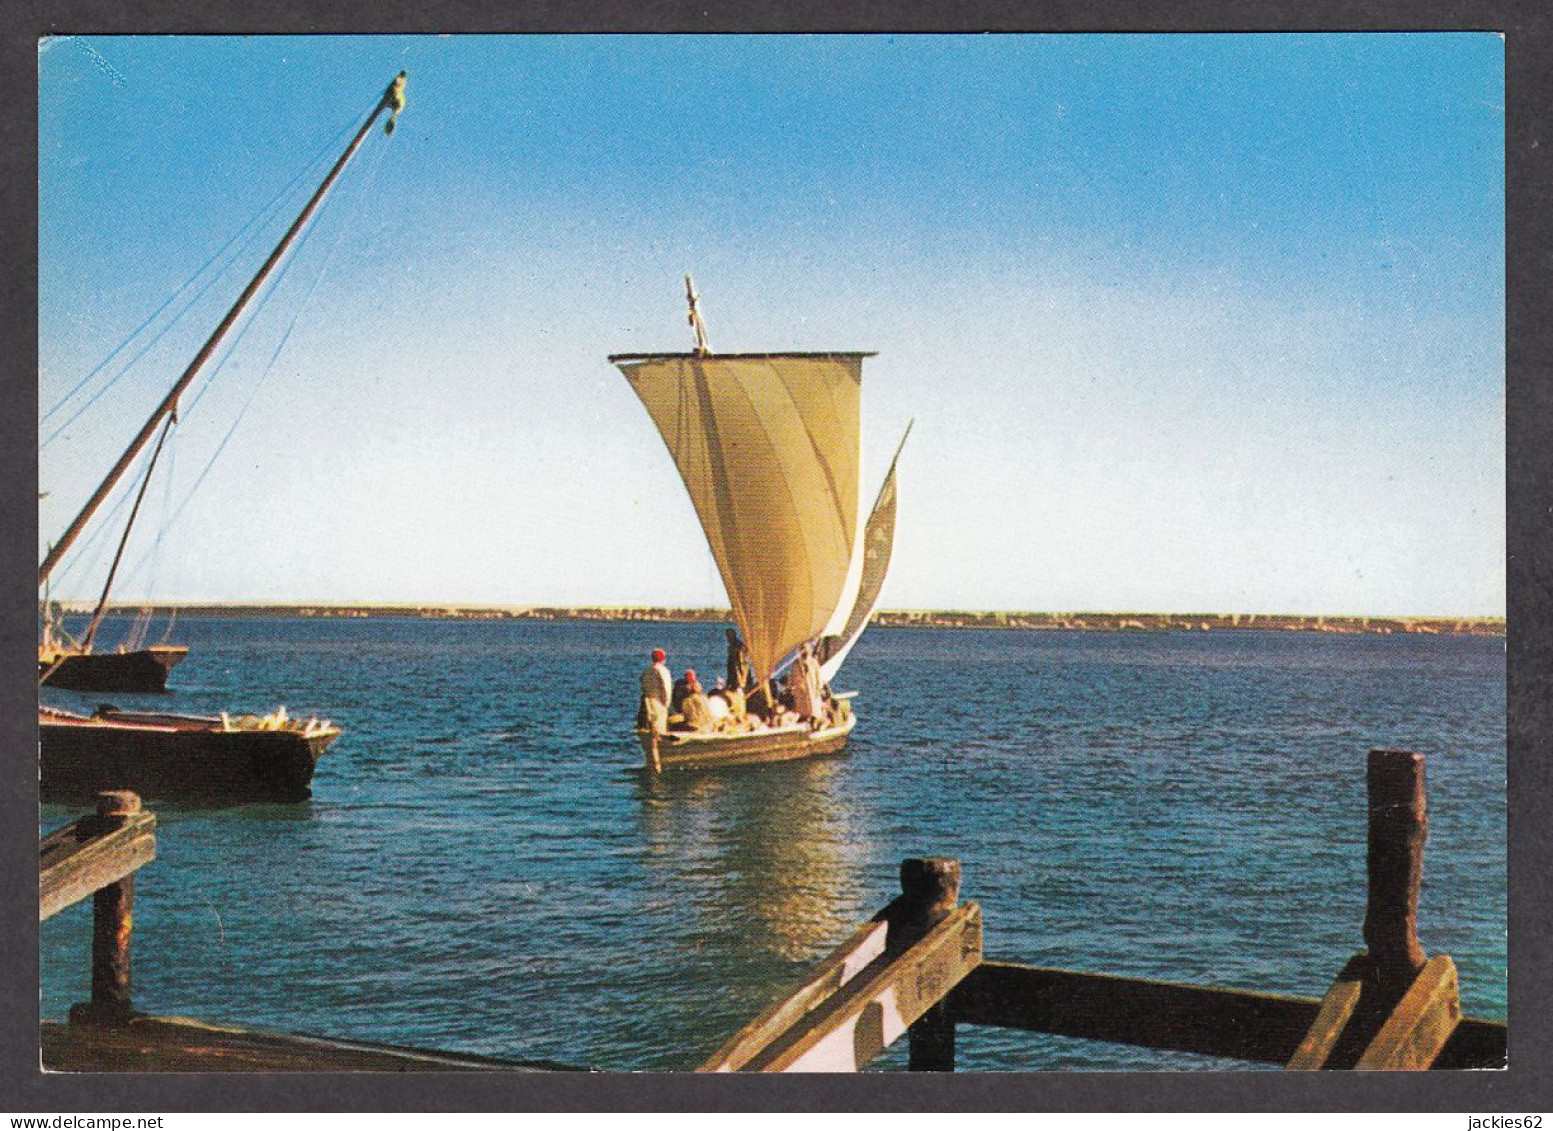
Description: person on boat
xmin=675 ymin=671 xmax=715 ymax=733
xmin=726 ymin=628 xmax=751 ymax=692
xmin=638 ymin=648 xmax=672 ymax=731
xmin=786 ymin=642 xmax=823 ymax=724
xmin=706 ymin=678 xmax=731 ymax=723
xmin=671 ymin=668 xmax=698 ymax=714
xmin=721 ymin=681 xmax=747 ymax=725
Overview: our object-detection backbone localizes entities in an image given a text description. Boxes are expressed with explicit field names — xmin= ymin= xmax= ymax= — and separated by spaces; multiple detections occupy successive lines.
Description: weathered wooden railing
xmin=706 ymin=748 xmax=1508 ymax=1072
xmin=42 ymin=749 xmax=1506 ymax=1073
xmin=40 ymin=789 xmax=156 ymax=1026
xmin=701 ymin=858 xmax=982 ymax=1071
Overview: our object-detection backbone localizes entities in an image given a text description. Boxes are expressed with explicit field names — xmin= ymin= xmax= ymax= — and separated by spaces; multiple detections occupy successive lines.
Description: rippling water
xmin=39 ymin=616 xmax=1506 ymax=1071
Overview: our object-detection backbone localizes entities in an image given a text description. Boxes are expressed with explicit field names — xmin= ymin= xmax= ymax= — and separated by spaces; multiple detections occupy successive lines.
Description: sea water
xmin=39 ymin=616 xmax=1506 ymax=1071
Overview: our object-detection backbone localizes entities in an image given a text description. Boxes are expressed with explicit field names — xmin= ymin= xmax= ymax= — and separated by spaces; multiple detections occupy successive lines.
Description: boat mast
xmin=38 ymin=72 xmax=408 ymax=588
xmin=685 ymin=274 xmax=712 ymax=356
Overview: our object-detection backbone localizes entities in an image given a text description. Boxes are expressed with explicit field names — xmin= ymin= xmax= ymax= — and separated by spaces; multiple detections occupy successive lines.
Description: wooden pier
xmin=39 ymin=748 xmax=1505 ymax=1073
xmin=701 ymin=748 xmax=1506 ymax=1072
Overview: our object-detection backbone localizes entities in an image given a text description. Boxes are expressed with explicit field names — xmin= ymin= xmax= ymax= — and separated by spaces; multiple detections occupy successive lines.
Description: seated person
xmin=721 ymin=683 xmax=746 ymax=722
xmin=673 ymin=671 xmax=716 ymax=733
xmin=670 ymin=669 xmax=700 ymax=714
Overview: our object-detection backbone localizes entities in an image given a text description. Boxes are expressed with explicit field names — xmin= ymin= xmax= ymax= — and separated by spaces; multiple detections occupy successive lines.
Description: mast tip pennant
xmin=385 ymin=71 xmax=407 ymax=135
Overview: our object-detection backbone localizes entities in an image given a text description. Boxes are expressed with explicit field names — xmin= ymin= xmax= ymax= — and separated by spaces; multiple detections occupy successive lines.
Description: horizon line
xmin=46 ymin=600 xmax=1506 ymax=624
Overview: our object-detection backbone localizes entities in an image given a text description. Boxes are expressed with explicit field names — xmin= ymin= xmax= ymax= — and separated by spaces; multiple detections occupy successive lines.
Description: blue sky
xmin=38 ymin=33 xmax=1504 ymax=615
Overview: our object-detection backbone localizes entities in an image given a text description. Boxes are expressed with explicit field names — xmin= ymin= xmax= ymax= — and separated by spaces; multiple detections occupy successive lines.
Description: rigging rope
xmin=151 ymin=413 xmax=181 ymax=645
xmin=44 ymin=143 xmax=333 ymax=602
xmin=117 ymin=128 xmax=390 ymax=581
xmin=46 ymin=459 xmax=140 ymax=596
xmin=124 ymin=425 xmax=177 ymax=652
xmin=40 ymin=113 xmax=362 ymax=443
xmin=82 ymin=412 xmax=176 ymax=651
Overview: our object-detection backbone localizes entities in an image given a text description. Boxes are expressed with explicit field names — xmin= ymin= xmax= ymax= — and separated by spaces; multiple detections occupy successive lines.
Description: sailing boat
xmin=611 ymin=278 xmax=906 ymax=771
xmin=37 ymin=71 xmax=408 ymax=803
xmin=38 ymin=621 xmax=188 ymax=692
xmin=38 ymin=568 xmax=188 ymax=691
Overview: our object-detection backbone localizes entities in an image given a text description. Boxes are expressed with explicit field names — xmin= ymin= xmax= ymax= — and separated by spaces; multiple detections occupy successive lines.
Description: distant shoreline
xmin=55 ymin=603 xmax=1506 ymax=637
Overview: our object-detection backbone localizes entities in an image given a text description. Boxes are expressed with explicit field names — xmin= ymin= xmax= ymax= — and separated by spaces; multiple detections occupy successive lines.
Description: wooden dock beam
xmin=40 ymin=792 xmax=591 ymax=1072
xmin=711 ymin=745 xmax=1503 ymax=1072
xmin=41 ymin=1016 xmax=586 ymax=1072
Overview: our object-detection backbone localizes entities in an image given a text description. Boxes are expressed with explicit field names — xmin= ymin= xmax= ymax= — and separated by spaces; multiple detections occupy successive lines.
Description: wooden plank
xmin=949 ymin=962 xmax=1323 ymax=1065
xmin=1287 ymin=956 xmax=1368 ymax=1070
xmin=944 ymin=960 xmax=1504 ymax=1070
xmin=41 ymin=1017 xmax=586 ymax=1073
xmin=1356 ymin=954 xmax=1461 ymax=1070
xmin=744 ymin=902 xmax=982 ymax=1072
xmin=40 ymin=810 xmax=156 ymax=922
xmin=700 ymin=917 xmax=890 ymax=1071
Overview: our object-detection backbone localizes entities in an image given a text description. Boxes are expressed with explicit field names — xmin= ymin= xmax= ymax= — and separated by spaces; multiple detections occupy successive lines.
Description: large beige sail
xmin=612 ymin=352 xmax=869 ymax=682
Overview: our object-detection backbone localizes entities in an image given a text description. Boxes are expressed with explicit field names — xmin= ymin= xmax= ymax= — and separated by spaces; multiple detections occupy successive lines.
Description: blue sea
xmin=39 ymin=616 xmax=1506 ymax=1071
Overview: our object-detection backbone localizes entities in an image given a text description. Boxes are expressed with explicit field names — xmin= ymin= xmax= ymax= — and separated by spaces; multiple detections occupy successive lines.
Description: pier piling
xmin=65 ymin=790 xmax=146 ymax=1027
xmin=889 ymin=858 xmax=961 ymax=1071
xmin=1286 ymin=749 xmax=1463 ymax=1070
xmin=1364 ymin=749 xmax=1429 ymax=984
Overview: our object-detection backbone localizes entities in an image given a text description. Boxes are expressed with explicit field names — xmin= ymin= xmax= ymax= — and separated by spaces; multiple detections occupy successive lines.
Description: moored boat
xmin=38 ymin=73 xmax=408 ymax=698
xmin=40 ymin=706 xmax=339 ymax=804
xmin=39 ymin=633 xmax=188 ymax=693
xmin=612 ymin=278 xmax=908 ymax=772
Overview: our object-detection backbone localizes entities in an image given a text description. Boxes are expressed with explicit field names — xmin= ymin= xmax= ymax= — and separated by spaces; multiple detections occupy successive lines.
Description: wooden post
xmin=889 ymin=857 xmax=960 ymax=1071
xmin=69 ymin=791 xmax=141 ymax=1027
xmin=1289 ymin=750 xmax=1458 ymax=1070
xmin=1364 ymin=749 xmax=1428 ymax=986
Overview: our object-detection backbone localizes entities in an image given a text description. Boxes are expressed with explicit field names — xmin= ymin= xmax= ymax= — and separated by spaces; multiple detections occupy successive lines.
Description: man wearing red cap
xmin=638 ymin=648 xmax=672 ymax=730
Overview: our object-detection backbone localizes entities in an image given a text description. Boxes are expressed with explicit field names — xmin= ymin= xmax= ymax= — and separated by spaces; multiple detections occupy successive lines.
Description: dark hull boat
xmin=38 ymin=644 xmax=188 ymax=692
xmin=40 ymin=706 xmax=339 ymax=805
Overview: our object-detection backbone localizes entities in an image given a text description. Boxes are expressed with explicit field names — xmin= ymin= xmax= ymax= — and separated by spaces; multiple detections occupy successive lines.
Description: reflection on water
xmin=634 ymin=760 xmax=867 ymax=962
